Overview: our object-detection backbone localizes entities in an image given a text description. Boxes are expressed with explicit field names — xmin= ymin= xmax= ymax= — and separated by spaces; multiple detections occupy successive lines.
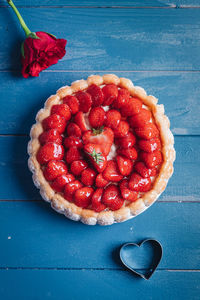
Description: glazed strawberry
xmin=134 ymin=161 xmax=157 ymax=178
xmin=63 ymin=95 xmax=79 ymax=115
xmin=95 ymin=173 xmax=109 ymax=188
xmin=70 ymin=160 xmax=88 ymax=176
xmin=66 ymin=123 xmax=82 ymax=137
xmin=74 ymin=187 xmax=94 ymax=208
xmin=39 ymin=129 xmax=62 ymax=145
xmin=115 ymin=132 xmax=136 ymax=149
xmin=121 ymin=97 xmax=142 ymax=117
xmin=51 ymin=174 xmax=75 ymax=192
xmin=119 ymin=179 xmax=138 ymax=202
xmin=51 ymin=104 xmax=71 ymax=121
xmin=102 ymin=84 xmax=118 ymax=106
xmin=134 ymin=123 xmax=159 ymax=140
xmin=129 ymin=108 xmax=151 ymax=128
xmin=42 ymin=114 xmax=67 ymax=133
xmin=129 ymin=173 xmax=151 ymax=192
xmin=74 ymin=111 xmax=89 ymax=132
xmin=43 ymin=160 xmax=68 ymax=181
xmin=91 ymin=188 xmax=106 ymax=212
xmin=114 ymin=121 xmax=129 ymax=138
xmin=84 ymin=143 xmax=107 ymax=173
xmin=65 ymin=147 xmax=82 ymax=164
xmin=112 ymin=88 xmax=130 ymax=109
xmin=64 ymin=136 xmax=82 ymax=149
xmin=87 ymin=84 xmax=104 ymax=107
xmin=37 ymin=143 xmax=64 ymax=165
xmin=105 ymin=109 xmax=121 ymax=129
xmin=81 ymin=168 xmax=96 ymax=186
xmin=76 ymin=91 xmax=92 ymax=113
xmin=138 ymin=138 xmax=161 ymax=153
xmin=102 ymin=184 xmax=124 ymax=211
xmin=103 ymin=160 xmax=123 ymax=182
xmin=116 ymin=155 xmax=133 ymax=176
xmin=88 ymin=107 xmax=105 ymax=128
xmin=140 ymin=150 xmax=163 ymax=168
xmin=64 ymin=180 xmax=83 ymax=202
xmin=117 ymin=147 xmax=138 ymax=160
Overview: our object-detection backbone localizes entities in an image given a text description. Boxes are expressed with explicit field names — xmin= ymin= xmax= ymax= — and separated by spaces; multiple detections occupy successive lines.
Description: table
xmin=0 ymin=1 xmax=200 ymax=299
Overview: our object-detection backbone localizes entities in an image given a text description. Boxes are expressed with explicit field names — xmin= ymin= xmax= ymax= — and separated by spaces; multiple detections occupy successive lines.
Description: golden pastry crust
xmin=28 ymin=74 xmax=175 ymax=226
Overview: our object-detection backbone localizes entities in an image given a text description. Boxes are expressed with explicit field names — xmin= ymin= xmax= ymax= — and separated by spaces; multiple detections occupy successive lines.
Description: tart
xmin=28 ymin=74 xmax=175 ymax=225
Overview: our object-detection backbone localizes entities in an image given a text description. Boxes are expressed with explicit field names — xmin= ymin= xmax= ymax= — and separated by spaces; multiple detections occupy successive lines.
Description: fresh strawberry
xmin=140 ymin=150 xmax=163 ymax=168
xmin=81 ymin=168 xmax=96 ymax=186
xmin=119 ymin=179 xmax=138 ymax=202
xmin=66 ymin=122 xmax=82 ymax=137
xmin=91 ymin=188 xmax=106 ymax=212
xmin=63 ymin=95 xmax=79 ymax=115
xmin=115 ymin=132 xmax=136 ymax=149
xmin=114 ymin=121 xmax=129 ymax=138
xmin=64 ymin=180 xmax=83 ymax=202
xmin=70 ymin=160 xmax=88 ymax=176
xmin=134 ymin=123 xmax=159 ymax=139
xmin=51 ymin=104 xmax=71 ymax=121
xmin=64 ymin=136 xmax=82 ymax=148
xmin=134 ymin=161 xmax=157 ymax=178
xmin=88 ymin=107 xmax=105 ymax=128
xmin=76 ymin=91 xmax=92 ymax=112
xmin=95 ymin=173 xmax=109 ymax=188
xmin=37 ymin=143 xmax=64 ymax=165
xmin=102 ymin=184 xmax=124 ymax=211
xmin=43 ymin=160 xmax=68 ymax=181
xmin=42 ymin=114 xmax=67 ymax=133
xmin=138 ymin=138 xmax=161 ymax=153
xmin=74 ymin=111 xmax=89 ymax=132
xmin=103 ymin=160 xmax=123 ymax=182
xmin=87 ymin=84 xmax=104 ymax=107
xmin=65 ymin=147 xmax=82 ymax=164
xmin=74 ymin=187 xmax=94 ymax=208
xmin=102 ymin=84 xmax=118 ymax=106
xmin=112 ymin=88 xmax=130 ymax=109
xmin=84 ymin=143 xmax=107 ymax=173
xmin=51 ymin=174 xmax=75 ymax=192
xmin=129 ymin=108 xmax=151 ymax=128
xmin=121 ymin=97 xmax=142 ymax=117
xmin=117 ymin=147 xmax=138 ymax=160
xmin=105 ymin=109 xmax=121 ymax=129
xmin=39 ymin=129 xmax=62 ymax=145
xmin=129 ymin=173 xmax=151 ymax=192
xmin=116 ymin=155 xmax=133 ymax=176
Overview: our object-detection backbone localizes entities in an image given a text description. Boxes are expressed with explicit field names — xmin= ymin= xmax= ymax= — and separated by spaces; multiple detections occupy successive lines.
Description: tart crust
xmin=28 ymin=74 xmax=175 ymax=225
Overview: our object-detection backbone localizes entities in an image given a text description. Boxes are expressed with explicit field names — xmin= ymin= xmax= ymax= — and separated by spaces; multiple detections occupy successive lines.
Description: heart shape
xmin=119 ymin=239 xmax=163 ymax=280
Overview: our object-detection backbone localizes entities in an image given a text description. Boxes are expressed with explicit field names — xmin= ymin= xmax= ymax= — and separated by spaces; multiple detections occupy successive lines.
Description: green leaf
xmin=92 ymin=126 xmax=104 ymax=135
xmin=45 ymin=32 xmax=57 ymax=38
xmin=21 ymin=41 xmax=25 ymax=58
xmin=87 ymin=149 xmax=104 ymax=165
xmin=27 ymin=32 xmax=40 ymax=39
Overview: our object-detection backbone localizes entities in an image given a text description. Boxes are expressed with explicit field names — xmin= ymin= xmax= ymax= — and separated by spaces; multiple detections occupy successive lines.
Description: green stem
xmin=7 ymin=0 xmax=32 ymax=37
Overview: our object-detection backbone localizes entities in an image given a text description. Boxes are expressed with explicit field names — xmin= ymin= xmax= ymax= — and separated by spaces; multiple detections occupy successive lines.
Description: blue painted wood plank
xmin=0 ymin=71 xmax=200 ymax=135
xmin=0 ymin=8 xmax=200 ymax=71
xmin=0 ymin=201 xmax=199 ymax=268
xmin=0 ymin=269 xmax=199 ymax=300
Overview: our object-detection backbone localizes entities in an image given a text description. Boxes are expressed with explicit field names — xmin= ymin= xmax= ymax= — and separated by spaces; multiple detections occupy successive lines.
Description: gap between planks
xmin=1 ymin=5 xmax=200 ymax=9
xmin=2 ymin=70 xmax=200 ymax=73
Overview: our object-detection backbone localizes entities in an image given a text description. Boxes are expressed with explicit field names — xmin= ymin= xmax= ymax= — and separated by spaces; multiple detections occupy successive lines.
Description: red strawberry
xmin=95 ymin=173 xmax=109 ymax=188
xmin=119 ymin=179 xmax=138 ymax=202
xmin=64 ymin=180 xmax=83 ymax=202
xmin=74 ymin=111 xmax=89 ymax=132
xmin=129 ymin=108 xmax=151 ymax=128
xmin=105 ymin=109 xmax=121 ymax=129
xmin=51 ymin=104 xmax=71 ymax=121
xmin=114 ymin=121 xmax=129 ymax=138
xmin=66 ymin=123 xmax=82 ymax=137
xmin=117 ymin=147 xmax=138 ymax=160
xmin=88 ymin=107 xmax=105 ymax=128
xmin=74 ymin=187 xmax=94 ymax=208
xmin=65 ymin=147 xmax=82 ymax=164
xmin=43 ymin=160 xmax=68 ymax=181
xmin=76 ymin=91 xmax=92 ymax=113
xmin=64 ymin=136 xmax=82 ymax=148
xmin=51 ymin=174 xmax=75 ymax=192
xmin=138 ymin=138 xmax=161 ymax=153
xmin=37 ymin=143 xmax=64 ymax=165
xmin=39 ymin=129 xmax=62 ymax=145
xmin=112 ymin=88 xmax=130 ymax=109
xmin=140 ymin=150 xmax=163 ymax=168
xmin=63 ymin=95 xmax=79 ymax=115
xmin=70 ymin=160 xmax=88 ymax=176
xmin=84 ymin=143 xmax=107 ymax=173
xmin=129 ymin=173 xmax=151 ymax=192
xmin=103 ymin=160 xmax=123 ymax=182
xmin=134 ymin=161 xmax=157 ymax=178
xmin=116 ymin=155 xmax=133 ymax=176
xmin=87 ymin=84 xmax=104 ymax=107
xmin=102 ymin=184 xmax=124 ymax=211
xmin=121 ymin=97 xmax=142 ymax=117
xmin=42 ymin=114 xmax=67 ymax=133
xmin=91 ymin=188 xmax=106 ymax=212
xmin=81 ymin=168 xmax=96 ymax=186
xmin=115 ymin=132 xmax=136 ymax=149
xmin=102 ymin=84 xmax=118 ymax=106
xmin=134 ymin=123 xmax=159 ymax=139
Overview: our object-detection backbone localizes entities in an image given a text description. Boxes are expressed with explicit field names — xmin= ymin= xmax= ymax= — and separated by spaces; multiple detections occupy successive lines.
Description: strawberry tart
xmin=28 ymin=74 xmax=175 ymax=225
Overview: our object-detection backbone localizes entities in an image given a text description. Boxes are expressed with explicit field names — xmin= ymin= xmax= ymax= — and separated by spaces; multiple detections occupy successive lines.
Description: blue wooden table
xmin=0 ymin=1 xmax=200 ymax=299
